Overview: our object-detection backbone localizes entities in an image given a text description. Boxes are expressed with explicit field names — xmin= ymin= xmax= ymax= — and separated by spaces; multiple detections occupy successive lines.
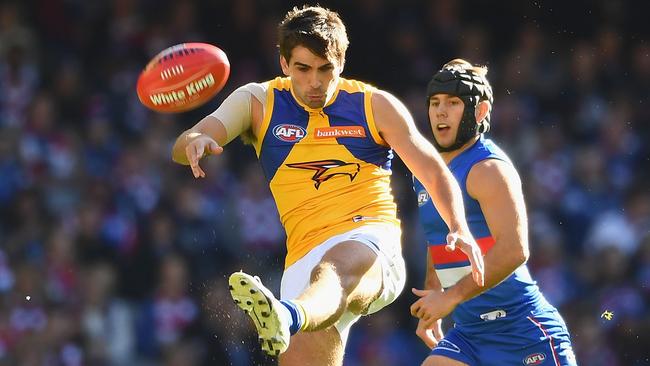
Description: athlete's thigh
xmin=422 ymin=355 xmax=469 ymax=366
xmin=319 ymin=240 xmax=383 ymax=312
xmin=279 ymin=327 xmax=343 ymax=366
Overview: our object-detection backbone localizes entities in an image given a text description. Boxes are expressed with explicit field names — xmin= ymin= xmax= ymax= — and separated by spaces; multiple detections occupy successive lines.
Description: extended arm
xmin=373 ymin=91 xmax=467 ymax=233
xmin=171 ymin=83 xmax=264 ymax=177
xmin=372 ymin=90 xmax=484 ymax=285
xmin=171 ymin=115 xmax=228 ymax=166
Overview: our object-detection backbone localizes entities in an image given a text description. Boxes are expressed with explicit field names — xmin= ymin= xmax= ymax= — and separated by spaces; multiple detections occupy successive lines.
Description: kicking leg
xmin=229 ymin=240 xmax=383 ymax=362
xmin=278 ymin=240 xmax=383 ymax=366
xmin=294 ymin=240 xmax=383 ymax=331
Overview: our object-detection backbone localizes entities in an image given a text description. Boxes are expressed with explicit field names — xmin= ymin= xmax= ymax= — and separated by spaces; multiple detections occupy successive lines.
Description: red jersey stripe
xmin=429 ymin=236 xmax=495 ymax=265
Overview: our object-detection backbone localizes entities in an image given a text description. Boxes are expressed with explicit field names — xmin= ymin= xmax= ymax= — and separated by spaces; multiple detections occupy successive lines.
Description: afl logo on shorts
xmin=273 ymin=124 xmax=306 ymax=142
xmin=523 ymin=352 xmax=546 ymax=365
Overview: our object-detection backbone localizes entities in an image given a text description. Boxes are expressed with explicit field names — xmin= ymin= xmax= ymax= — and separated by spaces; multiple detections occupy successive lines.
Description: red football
xmin=136 ymin=43 xmax=230 ymax=113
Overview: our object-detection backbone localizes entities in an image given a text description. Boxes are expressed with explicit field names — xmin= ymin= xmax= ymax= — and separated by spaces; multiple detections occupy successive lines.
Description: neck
xmin=440 ymin=135 xmax=481 ymax=164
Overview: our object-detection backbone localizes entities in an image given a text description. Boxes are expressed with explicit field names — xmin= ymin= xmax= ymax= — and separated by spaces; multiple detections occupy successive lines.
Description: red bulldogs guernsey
xmin=413 ymin=136 xmax=553 ymax=330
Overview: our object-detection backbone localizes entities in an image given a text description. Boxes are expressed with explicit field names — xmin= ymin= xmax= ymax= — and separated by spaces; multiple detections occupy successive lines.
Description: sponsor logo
xmin=286 ymin=159 xmax=360 ymax=189
xmin=273 ymin=124 xmax=307 ymax=142
xmin=417 ymin=190 xmax=429 ymax=207
xmin=149 ymin=73 xmax=215 ymax=106
xmin=480 ymin=309 xmax=507 ymax=321
xmin=435 ymin=339 xmax=461 ymax=353
xmin=185 ymin=73 xmax=215 ymax=96
xmin=523 ymin=353 xmax=546 ymax=365
xmin=314 ymin=126 xmax=366 ymax=139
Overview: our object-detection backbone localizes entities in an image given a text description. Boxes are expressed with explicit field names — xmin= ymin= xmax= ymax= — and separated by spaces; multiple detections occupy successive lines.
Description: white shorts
xmin=280 ymin=224 xmax=406 ymax=344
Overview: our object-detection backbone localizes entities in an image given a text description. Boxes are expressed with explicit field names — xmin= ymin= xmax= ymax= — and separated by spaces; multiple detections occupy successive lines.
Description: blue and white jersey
xmin=413 ymin=136 xmax=554 ymax=331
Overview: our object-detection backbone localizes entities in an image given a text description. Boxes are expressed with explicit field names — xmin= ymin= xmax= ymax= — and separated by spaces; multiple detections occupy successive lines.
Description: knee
xmin=311 ymin=261 xmax=344 ymax=288
xmin=315 ymin=260 xmax=381 ymax=307
xmin=310 ymin=262 xmax=349 ymax=305
xmin=315 ymin=260 xmax=381 ymax=315
xmin=311 ymin=258 xmax=359 ymax=296
xmin=318 ymin=242 xmax=380 ymax=294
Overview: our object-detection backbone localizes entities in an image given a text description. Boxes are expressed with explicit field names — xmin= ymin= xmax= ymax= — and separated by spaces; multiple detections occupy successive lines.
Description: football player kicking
xmin=172 ymin=6 xmax=484 ymax=366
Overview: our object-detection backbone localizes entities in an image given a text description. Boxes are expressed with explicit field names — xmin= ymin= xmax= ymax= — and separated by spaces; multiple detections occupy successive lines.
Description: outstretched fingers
xmin=467 ymin=242 xmax=485 ymax=287
xmin=187 ymin=143 xmax=206 ymax=178
xmin=446 ymin=233 xmax=485 ymax=287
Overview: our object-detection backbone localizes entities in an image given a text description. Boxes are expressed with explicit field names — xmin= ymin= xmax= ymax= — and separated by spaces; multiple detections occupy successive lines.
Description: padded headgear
xmin=426 ymin=63 xmax=493 ymax=152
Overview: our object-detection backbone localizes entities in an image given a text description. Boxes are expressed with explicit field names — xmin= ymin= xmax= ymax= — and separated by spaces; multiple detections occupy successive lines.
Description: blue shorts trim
xmin=430 ymin=334 xmax=475 ymax=365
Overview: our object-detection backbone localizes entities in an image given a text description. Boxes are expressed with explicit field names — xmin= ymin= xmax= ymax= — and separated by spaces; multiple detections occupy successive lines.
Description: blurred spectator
xmin=80 ymin=262 xmax=135 ymax=365
xmin=346 ymin=310 xmax=422 ymax=366
xmin=44 ymin=227 xmax=78 ymax=305
xmin=572 ymin=314 xmax=620 ymax=366
xmin=200 ymin=279 xmax=269 ymax=366
xmin=0 ymin=2 xmax=39 ymax=129
xmin=136 ymin=254 xmax=199 ymax=359
xmin=528 ymin=229 xmax=577 ymax=307
xmin=585 ymin=186 xmax=650 ymax=255
xmin=234 ymin=163 xmax=284 ymax=253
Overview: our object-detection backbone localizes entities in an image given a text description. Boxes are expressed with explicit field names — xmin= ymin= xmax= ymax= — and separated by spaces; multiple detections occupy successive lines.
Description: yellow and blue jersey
xmin=253 ymin=77 xmax=399 ymax=267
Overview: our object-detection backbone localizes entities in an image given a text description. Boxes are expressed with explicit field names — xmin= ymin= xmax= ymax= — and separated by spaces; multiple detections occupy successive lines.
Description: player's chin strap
xmin=426 ymin=65 xmax=493 ymax=152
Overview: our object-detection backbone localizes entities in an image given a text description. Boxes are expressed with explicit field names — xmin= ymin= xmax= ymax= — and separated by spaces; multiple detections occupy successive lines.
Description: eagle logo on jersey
xmin=286 ymin=159 xmax=360 ymax=189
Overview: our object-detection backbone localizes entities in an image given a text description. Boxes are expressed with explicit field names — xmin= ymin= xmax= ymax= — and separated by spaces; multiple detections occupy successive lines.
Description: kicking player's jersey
xmin=254 ymin=77 xmax=399 ymax=268
xmin=413 ymin=136 xmax=554 ymax=330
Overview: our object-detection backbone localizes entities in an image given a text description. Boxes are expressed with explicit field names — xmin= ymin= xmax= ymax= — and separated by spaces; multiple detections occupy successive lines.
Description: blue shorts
xmin=430 ymin=310 xmax=577 ymax=366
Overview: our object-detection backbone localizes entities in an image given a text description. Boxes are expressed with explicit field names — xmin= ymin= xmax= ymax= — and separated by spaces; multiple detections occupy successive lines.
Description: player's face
xmin=428 ymin=94 xmax=465 ymax=148
xmin=281 ymin=45 xmax=341 ymax=108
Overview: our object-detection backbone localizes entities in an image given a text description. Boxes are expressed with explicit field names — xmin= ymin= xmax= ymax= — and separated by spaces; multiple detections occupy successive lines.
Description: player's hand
xmin=410 ymin=288 xmax=458 ymax=326
xmin=185 ymin=134 xmax=223 ymax=178
xmin=415 ymin=317 xmax=443 ymax=349
xmin=446 ymin=232 xmax=484 ymax=287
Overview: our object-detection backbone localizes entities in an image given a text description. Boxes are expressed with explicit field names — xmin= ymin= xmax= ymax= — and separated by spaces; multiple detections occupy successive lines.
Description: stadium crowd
xmin=0 ymin=0 xmax=648 ymax=365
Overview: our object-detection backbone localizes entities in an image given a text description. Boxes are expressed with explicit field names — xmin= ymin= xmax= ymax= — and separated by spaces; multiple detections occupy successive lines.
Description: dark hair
xmin=277 ymin=5 xmax=349 ymax=66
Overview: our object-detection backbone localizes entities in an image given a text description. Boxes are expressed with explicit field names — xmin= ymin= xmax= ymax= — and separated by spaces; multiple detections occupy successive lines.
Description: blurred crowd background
xmin=0 ymin=0 xmax=648 ymax=365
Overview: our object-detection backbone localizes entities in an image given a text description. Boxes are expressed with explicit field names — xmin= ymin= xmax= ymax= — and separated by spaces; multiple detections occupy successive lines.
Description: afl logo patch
xmin=273 ymin=124 xmax=306 ymax=142
xmin=417 ymin=190 xmax=430 ymax=207
xmin=523 ymin=352 xmax=546 ymax=365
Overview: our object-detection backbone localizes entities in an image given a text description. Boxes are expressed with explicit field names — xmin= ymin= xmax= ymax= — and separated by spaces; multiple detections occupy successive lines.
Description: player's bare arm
xmin=171 ymin=86 xmax=264 ymax=177
xmin=372 ymin=90 xmax=484 ymax=286
xmin=171 ymin=116 xmax=227 ymax=164
xmin=442 ymin=159 xmax=528 ymax=304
